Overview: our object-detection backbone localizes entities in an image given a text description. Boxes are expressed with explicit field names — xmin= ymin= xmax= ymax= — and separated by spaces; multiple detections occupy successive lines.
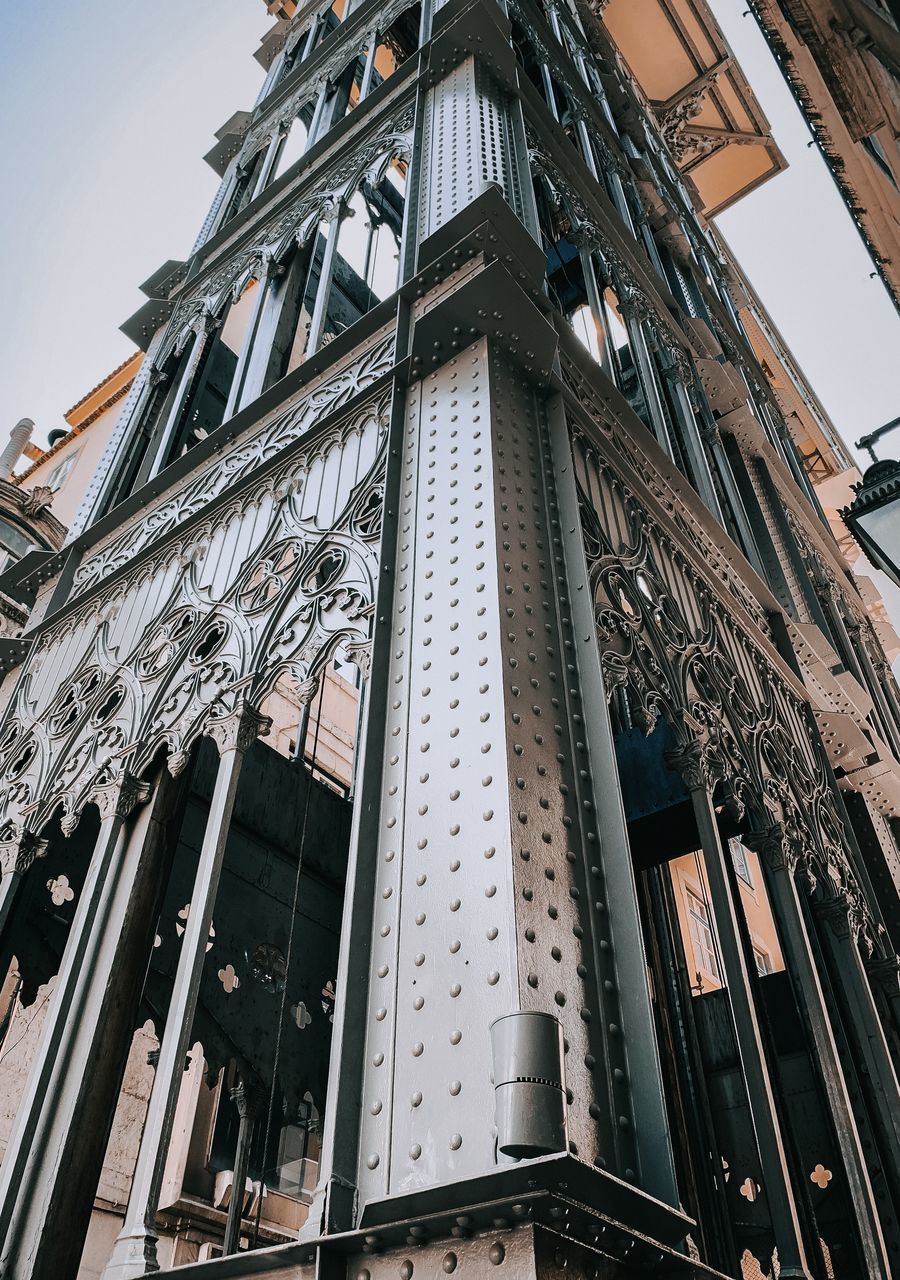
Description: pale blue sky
xmin=710 ymin=0 xmax=900 ymax=467
xmin=0 ymin=2 xmax=269 ymax=441
xmin=0 ymin=0 xmax=897 ymax=460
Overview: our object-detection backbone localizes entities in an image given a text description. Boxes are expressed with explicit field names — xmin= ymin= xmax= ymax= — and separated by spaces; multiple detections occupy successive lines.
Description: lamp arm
xmin=856 ymin=416 xmax=900 ymax=464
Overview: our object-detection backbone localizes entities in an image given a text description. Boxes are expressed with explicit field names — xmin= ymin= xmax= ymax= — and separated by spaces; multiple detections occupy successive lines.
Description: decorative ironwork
xmin=571 ymin=407 xmax=878 ymax=944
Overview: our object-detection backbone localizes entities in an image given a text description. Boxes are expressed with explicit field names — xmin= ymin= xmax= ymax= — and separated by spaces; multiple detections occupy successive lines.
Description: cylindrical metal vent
xmin=0 ymin=418 xmax=34 ymax=479
xmin=490 ymin=1010 xmax=567 ymax=1159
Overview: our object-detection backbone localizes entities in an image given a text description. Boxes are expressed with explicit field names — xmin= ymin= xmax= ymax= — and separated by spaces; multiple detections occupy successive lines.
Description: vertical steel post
xmin=101 ymin=706 xmax=269 ymax=1280
xmin=667 ymin=739 xmax=812 ymax=1278
xmin=747 ymin=824 xmax=891 ymax=1278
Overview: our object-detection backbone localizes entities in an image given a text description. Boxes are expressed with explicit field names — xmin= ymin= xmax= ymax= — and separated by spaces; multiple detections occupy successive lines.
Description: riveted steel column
xmin=667 ymin=740 xmax=812 ymax=1279
xmin=347 ymin=337 xmax=656 ymax=1214
xmin=867 ymin=954 xmax=900 ymax=1054
xmin=417 ymin=55 xmax=533 ymax=250
xmin=306 ymin=382 xmax=408 ymax=1237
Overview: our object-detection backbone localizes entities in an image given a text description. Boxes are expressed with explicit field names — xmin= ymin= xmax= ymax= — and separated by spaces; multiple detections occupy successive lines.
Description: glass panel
xmin=165 ymin=316 xmax=241 ymax=464
xmin=571 ymin=303 xmax=603 ymax=364
xmin=220 ymin=280 xmax=258 ymax=356
xmin=0 ymin=517 xmax=35 ymax=561
xmin=729 ymin=837 xmax=753 ymax=888
xmin=670 ymin=852 xmax=722 ymax=994
xmin=222 ymin=149 xmax=266 ymax=227
xmin=287 ymin=221 xmax=331 ymax=371
xmin=341 ymin=52 xmax=368 ymax=120
xmin=602 ymin=286 xmax=629 ymax=351
xmin=76 ymin=654 xmax=362 ymax=1270
xmin=686 ymin=887 xmax=720 ymax=989
xmin=857 ymin=501 xmax=900 ymax=579
xmin=70 ymin=637 xmax=363 ymax=1269
xmin=272 ymin=113 xmax=309 ymax=183
xmin=46 ymin=448 xmax=81 ymax=492
xmin=322 ymin=163 xmax=406 ymax=342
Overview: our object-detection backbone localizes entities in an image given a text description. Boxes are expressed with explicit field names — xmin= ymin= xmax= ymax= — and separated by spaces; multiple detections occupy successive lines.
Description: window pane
xmin=272 ymin=114 xmax=309 ymax=183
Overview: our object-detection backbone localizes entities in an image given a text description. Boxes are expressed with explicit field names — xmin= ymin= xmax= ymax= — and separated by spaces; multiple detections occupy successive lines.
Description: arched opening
xmin=220 ymin=147 xmax=268 ymax=228
xmin=0 ymin=806 xmax=101 ymax=1161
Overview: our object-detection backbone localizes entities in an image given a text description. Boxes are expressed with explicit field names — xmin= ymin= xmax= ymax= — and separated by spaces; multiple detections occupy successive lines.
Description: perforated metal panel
xmin=358 ymin=341 xmax=518 ymax=1199
xmin=420 ymin=58 xmax=525 ymax=242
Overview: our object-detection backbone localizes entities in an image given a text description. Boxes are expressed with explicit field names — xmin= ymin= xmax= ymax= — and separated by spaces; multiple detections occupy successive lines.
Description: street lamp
xmin=843 ymin=416 xmax=900 ymax=590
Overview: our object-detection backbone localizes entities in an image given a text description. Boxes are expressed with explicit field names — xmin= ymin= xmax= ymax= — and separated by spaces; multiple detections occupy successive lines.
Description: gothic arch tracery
xmin=0 ymin=395 xmax=388 ymax=844
xmin=572 ymin=418 xmax=882 ymax=952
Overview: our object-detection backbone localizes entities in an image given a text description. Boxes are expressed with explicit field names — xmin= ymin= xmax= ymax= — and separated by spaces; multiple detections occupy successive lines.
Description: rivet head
xmin=489 ymin=1243 xmax=505 ymax=1264
xmin=443 ymin=1253 xmax=458 ymax=1273
xmin=450 ymin=1133 xmax=462 ymax=1150
xmin=367 ymin=1153 xmax=379 ymax=1169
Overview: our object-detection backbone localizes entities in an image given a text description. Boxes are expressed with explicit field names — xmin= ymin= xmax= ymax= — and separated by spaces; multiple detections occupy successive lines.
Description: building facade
xmin=0 ymin=2 xmax=899 ymax=1279
xmin=745 ymin=0 xmax=900 ymax=309
xmin=15 ymin=354 xmax=144 ymax=531
xmin=0 ymin=419 xmax=67 ymax=669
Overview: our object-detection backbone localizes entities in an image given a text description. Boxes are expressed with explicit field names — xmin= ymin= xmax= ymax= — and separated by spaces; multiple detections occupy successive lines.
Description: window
xmin=272 ymin=110 xmax=311 ymax=183
xmin=221 ymin=147 xmax=267 ymax=227
xmin=686 ymin=887 xmax=719 ymax=985
xmin=0 ymin=516 xmax=36 ymax=573
xmin=571 ymin=303 xmax=604 ymax=364
xmin=369 ymin=3 xmax=421 ymax=92
xmin=318 ymin=159 xmax=407 ymax=347
xmin=753 ymin=946 xmax=773 ymax=977
xmin=862 ymin=135 xmax=898 ymax=189
xmin=729 ymin=837 xmax=753 ymax=888
xmin=46 ymin=448 xmax=81 ymax=492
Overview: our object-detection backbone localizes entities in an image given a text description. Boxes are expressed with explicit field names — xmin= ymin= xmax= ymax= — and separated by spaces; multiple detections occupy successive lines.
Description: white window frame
xmin=729 ymin=836 xmax=753 ymax=888
xmin=686 ymin=887 xmax=719 ymax=984
xmin=46 ymin=447 xmax=81 ymax=492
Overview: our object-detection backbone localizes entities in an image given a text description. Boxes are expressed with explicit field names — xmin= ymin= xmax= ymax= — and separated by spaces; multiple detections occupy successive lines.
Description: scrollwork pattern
xmin=72 ymin=335 xmax=394 ymax=597
xmin=573 ymin=420 xmax=879 ymax=946
xmin=0 ymin=396 xmax=388 ymax=845
xmin=170 ymin=100 xmax=415 ymax=353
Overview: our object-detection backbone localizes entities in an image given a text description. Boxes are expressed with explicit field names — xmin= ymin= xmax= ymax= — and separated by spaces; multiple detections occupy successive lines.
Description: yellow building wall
xmin=670 ymin=840 xmax=784 ymax=994
xmin=22 ymin=396 xmax=128 ymax=529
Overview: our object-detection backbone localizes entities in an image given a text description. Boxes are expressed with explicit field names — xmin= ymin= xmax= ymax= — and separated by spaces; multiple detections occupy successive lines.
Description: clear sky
xmin=0 ymin=2 xmax=270 ymax=445
xmin=710 ymin=0 xmax=900 ymax=465
xmin=0 ymin=0 xmax=897 ymax=459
